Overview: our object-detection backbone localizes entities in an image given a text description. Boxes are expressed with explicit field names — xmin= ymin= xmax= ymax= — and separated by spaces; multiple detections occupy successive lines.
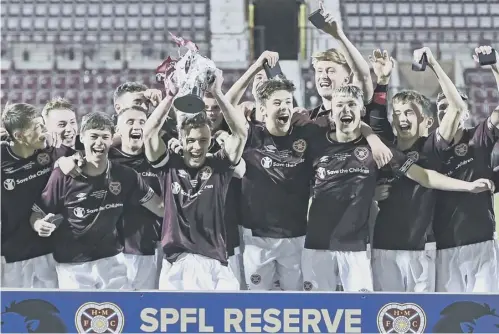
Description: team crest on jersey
xmin=317 ymin=167 xmax=326 ymax=179
xmin=454 ymin=143 xmax=468 ymax=157
xmin=261 ymin=157 xmax=273 ymax=168
xmin=3 ymin=178 xmax=15 ymax=191
xmin=109 ymin=181 xmax=122 ymax=195
xmin=73 ymin=207 xmax=85 ymax=218
xmin=75 ymin=302 xmax=124 ymax=334
xmin=354 ymin=147 xmax=369 ymax=161
xmin=377 ymin=303 xmax=426 ymax=334
xmin=292 ymin=139 xmax=307 ymax=153
xmin=171 ymin=182 xmax=182 ymax=195
xmin=178 ymin=169 xmax=189 ymax=178
xmin=406 ymin=151 xmax=419 ymax=162
xmin=36 ymin=152 xmax=51 ymax=166
xmin=303 ymin=281 xmax=313 ymax=291
xmin=199 ymin=166 xmax=213 ymax=180
xmin=250 ymin=274 xmax=261 ymax=285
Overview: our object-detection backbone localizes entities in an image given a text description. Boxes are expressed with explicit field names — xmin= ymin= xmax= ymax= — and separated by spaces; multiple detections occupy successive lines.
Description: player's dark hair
xmin=436 ymin=90 xmax=468 ymax=103
xmin=256 ymin=78 xmax=296 ymax=104
xmin=1 ymin=103 xmax=40 ymax=137
xmin=177 ymin=111 xmax=211 ymax=135
xmin=113 ymin=81 xmax=148 ymax=104
xmin=42 ymin=97 xmax=75 ymax=119
xmin=392 ymin=90 xmax=433 ymax=118
xmin=80 ymin=112 xmax=115 ymax=135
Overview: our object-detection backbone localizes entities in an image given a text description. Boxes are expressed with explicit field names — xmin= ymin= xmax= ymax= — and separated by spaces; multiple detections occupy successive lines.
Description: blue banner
xmin=1 ymin=290 xmax=499 ymax=333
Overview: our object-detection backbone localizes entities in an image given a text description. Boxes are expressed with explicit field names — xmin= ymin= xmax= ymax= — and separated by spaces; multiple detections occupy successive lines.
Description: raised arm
xmin=414 ymin=47 xmax=467 ymax=142
xmin=474 ymin=46 xmax=499 ymax=93
xmin=367 ymin=49 xmax=395 ymax=142
xmin=225 ymin=51 xmax=279 ymax=106
xmin=320 ymin=6 xmax=373 ymax=103
xmin=143 ymin=94 xmax=175 ymax=164
xmin=473 ymin=46 xmax=499 ymax=128
xmin=210 ymin=69 xmax=248 ymax=164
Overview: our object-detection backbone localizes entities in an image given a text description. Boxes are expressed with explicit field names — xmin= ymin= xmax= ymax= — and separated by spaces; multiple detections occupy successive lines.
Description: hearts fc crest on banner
xmin=75 ymin=302 xmax=125 ymax=333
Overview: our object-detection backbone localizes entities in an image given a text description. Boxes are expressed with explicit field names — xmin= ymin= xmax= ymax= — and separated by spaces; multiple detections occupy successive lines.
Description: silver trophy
xmin=172 ymin=49 xmax=217 ymax=114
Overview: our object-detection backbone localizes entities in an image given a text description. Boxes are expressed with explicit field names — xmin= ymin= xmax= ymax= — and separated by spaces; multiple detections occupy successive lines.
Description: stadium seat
xmin=464 ymin=68 xmax=499 ymax=123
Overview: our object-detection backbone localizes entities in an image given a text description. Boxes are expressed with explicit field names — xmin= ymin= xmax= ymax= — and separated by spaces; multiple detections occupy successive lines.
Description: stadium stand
xmin=1 ymin=0 xmax=498 ymax=119
xmin=340 ymin=0 xmax=499 ymax=45
xmin=464 ymin=68 xmax=499 ymax=124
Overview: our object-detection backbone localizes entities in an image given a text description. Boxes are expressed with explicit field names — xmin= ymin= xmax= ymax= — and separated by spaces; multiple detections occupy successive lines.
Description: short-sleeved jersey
xmin=433 ymin=119 xmax=499 ymax=249
xmin=33 ymin=162 xmax=155 ymax=263
xmin=109 ymin=148 xmax=163 ymax=256
xmin=157 ymin=150 xmax=235 ymax=265
xmin=307 ymin=131 xmax=414 ymax=251
xmin=374 ymin=134 xmax=442 ymax=250
xmin=241 ymin=122 xmax=318 ymax=238
xmin=1 ymin=144 xmax=75 ymax=263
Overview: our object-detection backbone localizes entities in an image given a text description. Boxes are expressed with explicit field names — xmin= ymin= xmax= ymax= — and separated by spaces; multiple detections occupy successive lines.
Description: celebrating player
xmin=144 ymin=69 xmax=248 ymax=290
xmin=225 ymin=50 xmax=280 ymax=122
xmin=372 ymin=90 xmax=440 ymax=292
xmin=302 ymin=85 xmax=494 ymax=292
xmin=31 ymin=112 xmax=164 ymax=289
xmin=1 ymin=103 xmax=75 ymax=288
xmin=41 ymin=97 xmax=79 ymax=149
xmin=240 ymin=76 xmax=391 ymax=291
xmin=421 ymin=45 xmax=499 ymax=293
xmin=108 ymin=105 xmax=166 ymax=290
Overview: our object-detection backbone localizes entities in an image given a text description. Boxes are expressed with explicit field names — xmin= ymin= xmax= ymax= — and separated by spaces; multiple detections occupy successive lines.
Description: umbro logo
xmin=264 ymin=145 xmax=277 ymax=152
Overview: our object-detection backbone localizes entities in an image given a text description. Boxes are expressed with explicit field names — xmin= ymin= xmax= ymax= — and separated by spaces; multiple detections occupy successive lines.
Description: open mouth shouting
xmin=339 ymin=114 xmax=354 ymax=125
xmin=276 ymin=113 xmax=290 ymax=126
xmin=91 ymin=146 xmax=106 ymax=157
xmin=319 ymin=80 xmax=332 ymax=89
xmin=129 ymin=130 xmax=143 ymax=141
xmin=62 ymin=132 xmax=75 ymax=144
xmin=189 ymin=151 xmax=204 ymax=164
xmin=398 ymin=123 xmax=411 ymax=132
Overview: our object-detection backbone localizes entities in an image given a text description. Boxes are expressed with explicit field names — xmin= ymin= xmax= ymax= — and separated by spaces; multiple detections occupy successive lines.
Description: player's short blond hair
xmin=311 ymin=48 xmax=347 ymax=68
xmin=42 ymin=97 xmax=74 ymax=119
xmin=331 ymin=85 xmax=364 ymax=102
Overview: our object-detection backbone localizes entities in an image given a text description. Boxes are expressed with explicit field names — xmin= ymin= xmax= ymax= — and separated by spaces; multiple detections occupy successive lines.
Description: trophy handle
xmin=173 ymin=83 xmax=205 ymax=113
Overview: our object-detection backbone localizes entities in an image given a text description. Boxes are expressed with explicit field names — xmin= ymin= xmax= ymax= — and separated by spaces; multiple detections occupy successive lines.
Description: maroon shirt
xmin=109 ymin=147 xmax=163 ymax=256
xmin=34 ymin=161 xmax=155 ymax=263
xmin=154 ymin=150 xmax=236 ymax=265
xmin=1 ymin=144 xmax=74 ymax=263
xmin=375 ymin=134 xmax=442 ymax=250
xmin=432 ymin=119 xmax=499 ymax=249
xmin=241 ymin=122 xmax=317 ymax=238
xmin=307 ymin=131 xmax=414 ymax=252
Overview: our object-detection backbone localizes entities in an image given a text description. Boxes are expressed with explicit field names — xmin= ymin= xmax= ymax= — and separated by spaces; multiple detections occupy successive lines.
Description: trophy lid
xmin=174 ymin=94 xmax=205 ymax=114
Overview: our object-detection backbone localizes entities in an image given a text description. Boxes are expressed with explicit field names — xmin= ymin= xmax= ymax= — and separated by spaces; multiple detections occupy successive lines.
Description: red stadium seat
xmin=54 ymin=75 xmax=67 ymax=89
xmin=11 ymin=76 xmax=23 ymax=89
xmin=25 ymin=75 xmax=37 ymax=89
xmin=36 ymin=90 xmax=51 ymax=105
xmin=464 ymin=68 xmax=499 ymax=123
